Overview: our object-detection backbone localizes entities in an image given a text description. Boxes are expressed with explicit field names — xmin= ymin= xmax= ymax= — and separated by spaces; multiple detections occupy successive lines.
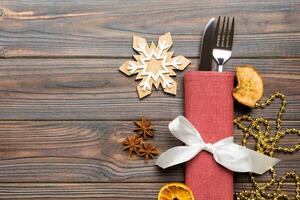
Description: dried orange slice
xmin=158 ymin=183 xmax=195 ymax=200
xmin=233 ymin=65 xmax=264 ymax=108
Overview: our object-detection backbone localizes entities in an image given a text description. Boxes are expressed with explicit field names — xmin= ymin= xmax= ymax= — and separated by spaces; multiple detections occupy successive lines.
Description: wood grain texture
xmin=0 ymin=121 xmax=182 ymax=183
xmin=0 ymin=0 xmax=299 ymax=198
xmin=0 ymin=0 xmax=299 ymax=58
xmin=234 ymin=183 xmax=298 ymax=198
xmin=0 ymin=120 xmax=298 ymax=183
xmin=0 ymin=183 xmax=297 ymax=199
xmin=0 ymin=58 xmax=298 ymax=120
xmin=0 ymin=183 xmax=162 ymax=199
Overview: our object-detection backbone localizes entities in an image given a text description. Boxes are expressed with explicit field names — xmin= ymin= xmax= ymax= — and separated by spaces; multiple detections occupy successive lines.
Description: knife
xmin=199 ymin=18 xmax=217 ymax=70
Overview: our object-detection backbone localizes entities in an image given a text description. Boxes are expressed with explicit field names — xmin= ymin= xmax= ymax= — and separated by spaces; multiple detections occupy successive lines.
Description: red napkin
xmin=184 ymin=71 xmax=234 ymax=200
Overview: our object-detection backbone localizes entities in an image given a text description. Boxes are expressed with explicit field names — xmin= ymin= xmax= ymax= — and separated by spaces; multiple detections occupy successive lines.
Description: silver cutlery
xmin=213 ymin=16 xmax=235 ymax=72
xmin=199 ymin=18 xmax=217 ymax=70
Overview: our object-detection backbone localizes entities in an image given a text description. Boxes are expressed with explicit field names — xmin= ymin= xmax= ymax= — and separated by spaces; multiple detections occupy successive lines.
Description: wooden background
xmin=0 ymin=0 xmax=299 ymax=199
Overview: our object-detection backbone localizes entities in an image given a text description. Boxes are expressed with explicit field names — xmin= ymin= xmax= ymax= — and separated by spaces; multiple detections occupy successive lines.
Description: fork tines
xmin=215 ymin=16 xmax=234 ymax=49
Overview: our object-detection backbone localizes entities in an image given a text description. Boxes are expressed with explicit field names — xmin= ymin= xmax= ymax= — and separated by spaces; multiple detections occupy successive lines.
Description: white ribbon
xmin=155 ymin=116 xmax=280 ymax=174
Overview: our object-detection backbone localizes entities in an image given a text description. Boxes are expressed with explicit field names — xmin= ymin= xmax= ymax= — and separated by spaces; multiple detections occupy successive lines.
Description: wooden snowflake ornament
xmin=119 ymin=32 xmax=191 ymax=99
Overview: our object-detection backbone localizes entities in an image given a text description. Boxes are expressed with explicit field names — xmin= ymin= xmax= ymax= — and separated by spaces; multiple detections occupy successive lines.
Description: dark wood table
xmin=0 ymin=1 xmax=299 ymax=199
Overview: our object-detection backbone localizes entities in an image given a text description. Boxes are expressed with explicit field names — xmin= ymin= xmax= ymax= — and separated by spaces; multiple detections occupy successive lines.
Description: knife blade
xmin=199 ymin=18 xmax=217 ymax=70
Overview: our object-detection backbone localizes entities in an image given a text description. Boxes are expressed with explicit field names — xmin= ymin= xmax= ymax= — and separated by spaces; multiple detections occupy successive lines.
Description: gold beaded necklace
xmin=234 ymin=92 xmax=300 ymax=199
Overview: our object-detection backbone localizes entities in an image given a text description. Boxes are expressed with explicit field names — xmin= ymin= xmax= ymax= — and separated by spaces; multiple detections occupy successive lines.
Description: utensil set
xmin=199 ymin=16 xmax=235 ymax=71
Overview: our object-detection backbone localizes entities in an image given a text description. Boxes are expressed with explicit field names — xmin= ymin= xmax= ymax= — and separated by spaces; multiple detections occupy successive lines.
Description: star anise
xmin=134 ymin=116 xmax=154 ymax=138
xmin=139 ymin=143 xmax=158 ymax=160
xmin=122 ymin=134 xmax=142 ymax=157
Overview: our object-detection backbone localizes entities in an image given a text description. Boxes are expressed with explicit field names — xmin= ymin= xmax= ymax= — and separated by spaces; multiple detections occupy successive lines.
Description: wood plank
xmin=0 ymin=0 xmax=299 ymax=57
xmin=0 ymin=58 xmax=298 ymax=120
xmin=0 ymin=120 xmax=298 ymax=182
xmin=234 ymin=183 xmax=298 ymax=199
xmin=0 ymin=183 xmax=297 ymax=199
xmin=0 ymin=183 xmax=161 ymax=199
xmin=0 ymin=120 xmax=183 ymax=183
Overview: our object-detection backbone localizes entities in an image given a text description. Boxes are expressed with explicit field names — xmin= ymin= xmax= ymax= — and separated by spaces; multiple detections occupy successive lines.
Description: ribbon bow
xmin=155 ymin=116 xmax=280 ymax=174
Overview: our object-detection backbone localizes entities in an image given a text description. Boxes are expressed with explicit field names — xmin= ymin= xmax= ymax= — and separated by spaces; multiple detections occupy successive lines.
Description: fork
xmin=213 ymin=16 xmax=235 ymax=72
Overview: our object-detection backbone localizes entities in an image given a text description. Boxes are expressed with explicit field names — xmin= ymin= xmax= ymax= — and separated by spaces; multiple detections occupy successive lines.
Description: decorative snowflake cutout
xmin=119 ymin=32 xmax=191 ymax=99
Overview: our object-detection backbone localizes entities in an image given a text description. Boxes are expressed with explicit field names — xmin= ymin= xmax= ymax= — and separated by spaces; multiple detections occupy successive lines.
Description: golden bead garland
xmin=234 ymin=92 xmax=300 ymax=200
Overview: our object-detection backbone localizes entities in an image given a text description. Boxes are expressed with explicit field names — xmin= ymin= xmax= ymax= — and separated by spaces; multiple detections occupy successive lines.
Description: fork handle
xmin=218 ymin=65 xmax=223 ymax=72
